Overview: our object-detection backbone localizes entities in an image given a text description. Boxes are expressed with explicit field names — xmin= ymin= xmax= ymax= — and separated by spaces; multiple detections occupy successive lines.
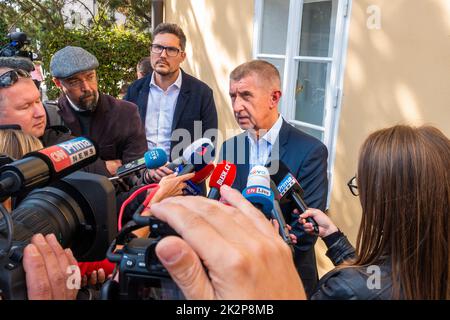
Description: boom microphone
xmin=207 ymin=161 xmax=237 ymax=200
xmin=268 ymin=160 xmax=319 ymax=234
xmin=0 ymin=137 xmax=98 ymax=198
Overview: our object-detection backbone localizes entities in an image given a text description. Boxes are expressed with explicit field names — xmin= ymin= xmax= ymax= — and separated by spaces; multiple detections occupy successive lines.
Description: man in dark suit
xmin=220 ymin=60 xmax=328 ymax=297
xmin=124 ymin=23 xmax=218 ymax=182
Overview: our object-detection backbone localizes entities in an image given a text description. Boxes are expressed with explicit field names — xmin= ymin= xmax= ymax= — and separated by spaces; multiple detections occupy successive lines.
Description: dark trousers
xmin=293 ymin=246 xmax=319 ymax=299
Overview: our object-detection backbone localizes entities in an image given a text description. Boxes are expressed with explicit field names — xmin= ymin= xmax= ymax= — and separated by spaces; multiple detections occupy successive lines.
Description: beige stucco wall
xmin=165 ymin=0 xmax=450 ymax=277
xmin=165 ymin=0 xmax=254 ymax=145
xmin=319 ymin=0 xmax=450 ymax=275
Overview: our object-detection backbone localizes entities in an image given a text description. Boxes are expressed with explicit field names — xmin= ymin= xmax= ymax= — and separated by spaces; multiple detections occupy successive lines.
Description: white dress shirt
xmin=145 ymin=71 xmax=183 ymax=155
xmin=247 ymin=114 xmax=283 ymax=170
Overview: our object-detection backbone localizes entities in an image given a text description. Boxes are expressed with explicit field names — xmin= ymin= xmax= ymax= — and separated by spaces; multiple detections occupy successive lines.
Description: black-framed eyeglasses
xmin=347 ymin=176 xmax=359 ymax=196
xmin=0 ymin=69 xmax=31 ymax=88
xmin=150 ymin=44 xmax=182 ymax=57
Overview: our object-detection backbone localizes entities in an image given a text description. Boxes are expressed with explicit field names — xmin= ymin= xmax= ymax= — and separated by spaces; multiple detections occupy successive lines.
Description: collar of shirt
xmin=247 ymin=114 xmax=283 ymax=167
xmin=247 ymin=114 xmax=283 ymax=146
xmin=149 ymin=69 xmax=183 ymax=92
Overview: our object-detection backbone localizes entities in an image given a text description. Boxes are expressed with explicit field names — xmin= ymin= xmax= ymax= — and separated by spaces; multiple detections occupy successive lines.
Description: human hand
xmin=297 ymin=208 xmax=338 ymax=238
xmin=149 ymin=185 xmax=306 ymax=300
xmin=105 ymin=159 xmax=123 ymax=176
xmin=146 ymin=165 xmax=174 ymax=182
xmin=81 ymin=268 xmax=106 ymax=288
xmin=23 ymin=234 xmax=79 ymax=300
xmin=271 ymin=220 xmax=297 ymax=245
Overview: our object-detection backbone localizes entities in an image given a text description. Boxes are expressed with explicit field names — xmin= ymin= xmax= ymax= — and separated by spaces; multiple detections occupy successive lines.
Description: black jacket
xmin=311 ymin=232 xmax=394 ymax=300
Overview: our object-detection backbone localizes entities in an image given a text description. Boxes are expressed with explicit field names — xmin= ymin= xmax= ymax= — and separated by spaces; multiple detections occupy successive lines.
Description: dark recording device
xmin=101 ymin=139 xmax=217 ymax=300
xmin=0 ymin=32 xmax=36 ymax=60
xmin=0 ymin=138 xmax=117 ymax=300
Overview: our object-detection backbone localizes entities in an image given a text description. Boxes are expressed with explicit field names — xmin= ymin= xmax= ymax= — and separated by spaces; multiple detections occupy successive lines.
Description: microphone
xmin=242 ymin=166 xmax=293 ymax=249
xmin=115 ymin=147 xmax=167 ymax=178
xmin=270 ymin=180 xmax=294 ymax=248
xmin=268 ymin=160 xmax=320 ymax=234
xmin=0 ymin=137 xmax=98 ymax=198
xmin=207 ymin=161 xmax=237 ymax=200
xmin=173 ymin=138 xmax=215 ymax=177
xmin=242 ymin=166 xmax=274 ymax=216
xmin=183 ymin=163 xmax=216 ymax=196
xmin=167 ymin=138 xmax=215 ymax=171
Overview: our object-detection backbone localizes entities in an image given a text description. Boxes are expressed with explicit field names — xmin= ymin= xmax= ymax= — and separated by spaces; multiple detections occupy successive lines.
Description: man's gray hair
xmin=230 ymin=60 xmax=281 ymax=89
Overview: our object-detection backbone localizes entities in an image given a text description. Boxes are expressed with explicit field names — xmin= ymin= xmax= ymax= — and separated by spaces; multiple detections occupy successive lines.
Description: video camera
xmin=0 ymin=137 xmax=117 ymax=300
xmin=0 ymin=32 xmax=37 ymax=60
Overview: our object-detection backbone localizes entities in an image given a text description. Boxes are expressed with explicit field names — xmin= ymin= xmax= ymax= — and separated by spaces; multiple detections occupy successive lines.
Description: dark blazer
xmin=124 ymin=69 xmax=218 ymax=160
xmin=219 ymin=119 xmax=329 ymax=297
xmin=56 ymin=93 xmax=148 ymax=176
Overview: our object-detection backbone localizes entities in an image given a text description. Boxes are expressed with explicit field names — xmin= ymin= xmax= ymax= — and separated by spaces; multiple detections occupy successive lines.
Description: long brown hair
xmin=354 ymin=125 xmax=450 ymax=299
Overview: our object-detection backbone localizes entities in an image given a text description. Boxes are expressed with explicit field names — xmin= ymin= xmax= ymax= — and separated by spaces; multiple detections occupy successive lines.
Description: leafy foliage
xmin=0 ymin=0 xmax=152 ymax=99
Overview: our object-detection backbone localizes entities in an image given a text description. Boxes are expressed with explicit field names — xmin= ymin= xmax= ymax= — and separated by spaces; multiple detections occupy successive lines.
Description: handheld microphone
xmin=207 ymin=161 xmax=237 ymax=200
xmin=167 ymin=138 xmax=215 ymax=171
xmin=268 ymin=160 xmax=319 ymax=234
xmin=115 ymin=147 xmax=167 ymax=178
xmin=242 ymin=166 xmax=274 ymax=216
xmin=182 ymin=163 xmax=216 ymax=196
xmin=270 ymin=180 xmax=294 ymax=249
xmin=0 ymin=137 xmax=98 ymax=198
xmin=173 ymin=138 xmax=216 ymax=177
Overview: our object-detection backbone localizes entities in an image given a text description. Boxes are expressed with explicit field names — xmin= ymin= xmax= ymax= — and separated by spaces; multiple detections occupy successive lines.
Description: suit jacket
xmin=219 ymin=119 xmax=328 ymax=296
xmin=56 ymin=93 xmax=148 ymax=176
xmin=124 ymin=69 xmax=218 ymax=160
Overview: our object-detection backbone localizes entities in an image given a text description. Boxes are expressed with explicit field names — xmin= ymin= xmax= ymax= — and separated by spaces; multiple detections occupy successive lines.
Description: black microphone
xmin=270 ymin=180 xmax=294 ymax=249
xmin=268 ymin=160 xmax=320 ymax=235
xmin=0 ymin=137 xmax=98 ymax=198
xmin=115 ymin=147 xmax=167 ymax=179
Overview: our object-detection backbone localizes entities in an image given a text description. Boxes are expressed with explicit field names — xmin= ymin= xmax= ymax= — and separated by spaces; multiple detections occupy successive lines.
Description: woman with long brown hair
xmin=300 ymin=125 xmax=450 ymax=299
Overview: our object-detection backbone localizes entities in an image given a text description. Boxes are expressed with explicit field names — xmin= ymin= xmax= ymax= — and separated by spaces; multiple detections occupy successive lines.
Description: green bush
xmin=0 ymin=19 xmax=9 ymax=46
xmin=40 ymin=26 xmax=151 ymax=100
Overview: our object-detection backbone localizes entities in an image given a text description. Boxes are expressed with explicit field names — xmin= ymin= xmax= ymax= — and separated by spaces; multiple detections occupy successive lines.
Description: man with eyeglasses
xmin=124 ymin=23 xmax=218 ymax=183
xmin=49 ymin=46 xmax=147 ymax=177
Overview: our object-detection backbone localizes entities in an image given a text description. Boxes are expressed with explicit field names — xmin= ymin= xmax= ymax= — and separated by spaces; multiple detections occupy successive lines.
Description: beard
xmin=77 ymin=90 xmax=99 ymax=111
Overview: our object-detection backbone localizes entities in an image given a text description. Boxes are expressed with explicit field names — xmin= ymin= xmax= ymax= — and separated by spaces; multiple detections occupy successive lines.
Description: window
xmin=254 ymin=0 xmax=351 ymax=203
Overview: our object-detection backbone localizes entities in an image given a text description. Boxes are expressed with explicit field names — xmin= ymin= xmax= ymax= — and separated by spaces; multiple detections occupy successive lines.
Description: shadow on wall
xmin=167 ymin=0 xmax=255 ymax=148
xmin=316 ymin=0 xmax=450 ymax=277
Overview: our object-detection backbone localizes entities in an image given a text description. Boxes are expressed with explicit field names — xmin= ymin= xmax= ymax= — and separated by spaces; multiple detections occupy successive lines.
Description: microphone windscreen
xmin=246 ymin=165 xmax=271 ymax=188
xmin=208 ymin=161 xmax=237 ymax=189
xmin=191 ymin=162 xmax=215 ymax=184
xmin=144 ymin=148 xmax=167 ymax=169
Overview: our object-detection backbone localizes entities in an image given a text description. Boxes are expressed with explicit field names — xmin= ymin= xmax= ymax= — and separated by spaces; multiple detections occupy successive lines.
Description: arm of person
xmin=119 ymin=105 xmax=148 ymax=165
xmin=132 ymin=173 xmax=195 ymax=238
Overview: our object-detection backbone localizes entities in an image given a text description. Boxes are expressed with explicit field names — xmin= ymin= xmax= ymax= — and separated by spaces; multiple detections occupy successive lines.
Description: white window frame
xmin=253 ymin=0 xmax=352 ymax=206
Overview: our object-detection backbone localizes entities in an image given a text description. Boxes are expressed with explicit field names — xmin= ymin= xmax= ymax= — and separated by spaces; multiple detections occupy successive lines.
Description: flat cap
xmin=50 ymin=46 xmax=99 ymax=79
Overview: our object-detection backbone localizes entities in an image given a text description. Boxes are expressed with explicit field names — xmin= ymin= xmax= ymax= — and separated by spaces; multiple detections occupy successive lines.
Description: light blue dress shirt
xmin=247 ymin=114 xmax=283 ymax=171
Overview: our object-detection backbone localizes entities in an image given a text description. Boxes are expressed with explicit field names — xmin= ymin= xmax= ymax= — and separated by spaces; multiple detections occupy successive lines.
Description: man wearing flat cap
xmin=50 ymin=46 xmax=147 ymax=177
